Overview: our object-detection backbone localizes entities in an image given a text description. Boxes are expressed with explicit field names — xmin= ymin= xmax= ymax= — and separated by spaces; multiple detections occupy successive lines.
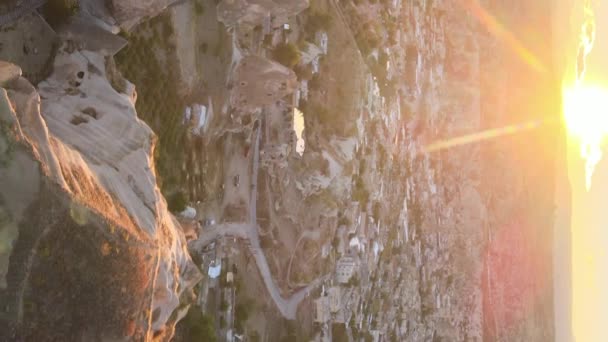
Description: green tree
xmin=352 ymin=177 xmax=369 ymax=206
xmin=194 ymin=0 xmax=205 ymax=15
xmin=235 ymin=298 xmax=253 ymax=333
xmin=273 ymin=43 xmax=301 ymax=68
xmin=332 ymin=236 xmax=340 ymax=250
xmin=167 ymin=191 xmax=188 ymax=212
xmin=249 ymin=331 xmax=261 ymax=342
xmin=295 ymin=64 xmax=314 ymax=81
xmin=42 ymin=0 xmax=79 ymax=27
xmin=180 ymin=306 xmax=217 ymax=342
xmin=307 ymin=12 xmax=332 ymax=33
xmin=372 ymin=202 xmax=381 ymax=220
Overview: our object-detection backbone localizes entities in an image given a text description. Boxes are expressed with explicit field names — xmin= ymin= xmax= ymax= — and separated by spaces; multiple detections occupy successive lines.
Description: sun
xmin=563 ymin=85 xmax=608 ymax=190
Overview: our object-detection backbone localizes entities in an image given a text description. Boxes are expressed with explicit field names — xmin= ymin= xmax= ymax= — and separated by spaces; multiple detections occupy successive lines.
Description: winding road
xmin=191 ymin=125 xmax=326 ymax=319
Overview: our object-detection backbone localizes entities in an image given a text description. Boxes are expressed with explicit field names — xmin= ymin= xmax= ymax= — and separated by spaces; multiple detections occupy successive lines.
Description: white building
xmin=293 ymin=108 xmax=305 ymax=156
xmin=328 ymin=287 xmax=341 ymax=313
xmin=316 ymin=31 xmax=329 ymax=54
xmin=300 ymin=80 xmax=309 ymax=101
xmin=336 ymin=256 xmax=357 ymax=283
xmin=312 ymin=55 xmax=320 ymax=74
xmin=208 ymin=259 xmax=222 ymax=279
xmin=314 ymin=296 xmax=330 ymax=323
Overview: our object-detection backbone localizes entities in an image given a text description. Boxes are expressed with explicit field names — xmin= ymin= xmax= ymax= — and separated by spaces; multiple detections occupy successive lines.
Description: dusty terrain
xmin=0 ymin=0 xmax=568 ymax=341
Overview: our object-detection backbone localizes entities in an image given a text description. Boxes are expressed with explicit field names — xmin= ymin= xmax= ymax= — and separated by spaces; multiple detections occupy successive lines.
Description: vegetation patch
xmin=273 ymin=43 xmax=301 ymax=68
xmin=42 ymin=0 xmax=79 ymax=27
xmin=114 ymin=13 xmax=188 ymax=198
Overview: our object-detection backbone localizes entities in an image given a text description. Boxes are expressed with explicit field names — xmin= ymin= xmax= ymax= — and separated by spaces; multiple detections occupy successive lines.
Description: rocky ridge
xmin=0 ymin=48 xmax=200 ymax=341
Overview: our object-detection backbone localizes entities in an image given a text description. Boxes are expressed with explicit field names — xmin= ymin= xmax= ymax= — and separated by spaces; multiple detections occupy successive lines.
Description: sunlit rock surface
xmin=0 ymin=54 xmax=201 ymax=341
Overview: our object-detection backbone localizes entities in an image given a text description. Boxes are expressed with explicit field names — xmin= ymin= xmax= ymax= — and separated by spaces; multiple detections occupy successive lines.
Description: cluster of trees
xmin=352 ymin=176 xmax=369 ymax=206
xmin=167 ymin=191 xmax=188 ymax=213
xmin=273 ymin=43 xmax=301 ymax=68
xmin=114 ymin=14 xmax=189 ymax=202
xmin=354 ymin=22 xmax=382 ymax=56
xmin=42 ymin=0 xmax=79 ymax=27
xmin=194 ymin=0 xmax=205 ymax=15
xmin=178 ymin=306 xmax=216 ymax=341
xmin=305 ymin=11 xmax=332 ymax=36
xmin=234 ymin=291 xmax=254 ymax=334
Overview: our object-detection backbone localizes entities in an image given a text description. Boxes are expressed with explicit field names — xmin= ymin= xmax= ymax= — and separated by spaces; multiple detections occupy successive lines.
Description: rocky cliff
xmin=0 ymin=48 xmax=200 ymax=341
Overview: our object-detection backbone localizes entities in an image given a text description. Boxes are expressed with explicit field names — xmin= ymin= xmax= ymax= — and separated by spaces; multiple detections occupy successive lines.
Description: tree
xmin=220 ymin=298 xmax=228 ymax=311
xmin=42 ymin=0 xmax=79 ymax=27
xmin=332 ymin=236 xmax=340 ymax=250
xmin=167 ymin=191 xmax=188 ymax=212
xmin=249 ymin=331 xmax=261 ymax=342
xmin=373 ymin=202 xmax=381 ymax=220
xmin=338 ymin=216 xmax=352 ymax=227
xmin=235 ymin=298 xmax=253 ymax=333
xmin=295 ymin=64 xmax=314 ymax=81
xmin=352 ymin=176 xmax=369 ymax=206
xmin=180 ymin=306 xmax=217 ymax=342
xmin=307 ymin=12 xmax=332 ymax=33
xmin=194 ymin=0 xmax=205 ymax=15
xmin=332 ymin=323 xmax=349 ymax=342
xmin=273 ymin=43 xmax=301 ymax=68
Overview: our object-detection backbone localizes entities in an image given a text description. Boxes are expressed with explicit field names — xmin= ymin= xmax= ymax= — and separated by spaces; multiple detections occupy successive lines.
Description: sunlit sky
xmin=569 ymin=1 xmax=608 ymax=341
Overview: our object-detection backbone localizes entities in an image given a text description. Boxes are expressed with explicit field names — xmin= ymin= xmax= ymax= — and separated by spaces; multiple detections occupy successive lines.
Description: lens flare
xmin=424 ymin=120 xmax=545 ymax=153
xmin=458 ymin=0 xmax=546 ymax=73
xmin=576 ymin=0 xmax=596 ymax=81
xmin=565 ymin=0 xmax=600 ymax=190
xmin=563 ymin=86 xmax=608 ymax=190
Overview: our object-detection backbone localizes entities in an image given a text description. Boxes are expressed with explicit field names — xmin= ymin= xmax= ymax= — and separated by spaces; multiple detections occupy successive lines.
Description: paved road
xmin=0 ymin=0 xmax=47 ymax=26
xmin=191 ymin=126 xmax=326 ymax=319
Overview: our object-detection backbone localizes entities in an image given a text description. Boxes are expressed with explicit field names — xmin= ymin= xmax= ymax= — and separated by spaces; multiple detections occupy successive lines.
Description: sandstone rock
xmin=0 ymin=61 xmax=21 ymax=86
xmin=0 ymin=53 xmax=201 ymax=341
xmin=0 ymin=13 xmax=58 ymax=85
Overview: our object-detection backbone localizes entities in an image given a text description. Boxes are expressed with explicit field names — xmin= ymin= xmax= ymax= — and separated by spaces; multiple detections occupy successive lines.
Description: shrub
xmin=167 ymin=191 xmax=188 ymax=212
xmin=179 ymin=307 xmax=216 ymax=342
xmin=295 ymin=64 xmax=314 ymax=81
xmin=194 ymin=1 xmax=205 ymax=15
xmin=42 ymin=0 xmax=79 ymax=27
xmin=306 ymin=12 xmax=332 ymax=34
xmin=273 ymin=43 xmax=301 ymax=68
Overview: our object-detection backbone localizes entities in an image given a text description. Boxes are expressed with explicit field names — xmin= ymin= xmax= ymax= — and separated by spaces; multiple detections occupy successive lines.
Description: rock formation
xmin=0 ymin=50 xmax=200 ymax=341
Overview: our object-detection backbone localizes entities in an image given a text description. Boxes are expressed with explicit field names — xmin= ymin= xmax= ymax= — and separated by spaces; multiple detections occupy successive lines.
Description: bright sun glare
xmin=563 ymin=85 xmax=608 ymax=190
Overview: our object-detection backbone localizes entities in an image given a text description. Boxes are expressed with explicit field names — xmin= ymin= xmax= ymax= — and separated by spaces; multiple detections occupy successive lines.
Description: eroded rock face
xmin=217 ymin=0 xmax=309 ymax=31
xmin=0 ymin=54 xmax=201 ymax=341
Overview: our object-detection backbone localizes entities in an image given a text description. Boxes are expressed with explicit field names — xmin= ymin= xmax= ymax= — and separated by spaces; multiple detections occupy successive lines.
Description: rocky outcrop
xmin=217 ymin=0 xmax=309 ymax=31
xmin=0 ymin=51 xmax=200 ymax=341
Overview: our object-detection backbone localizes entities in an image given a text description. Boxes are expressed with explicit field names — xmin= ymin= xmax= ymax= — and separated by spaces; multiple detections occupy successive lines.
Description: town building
xmin=336 ymin=256 xmax=357 ymax=283
xmin=314 ymin=296 xmax=330 ymax=323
